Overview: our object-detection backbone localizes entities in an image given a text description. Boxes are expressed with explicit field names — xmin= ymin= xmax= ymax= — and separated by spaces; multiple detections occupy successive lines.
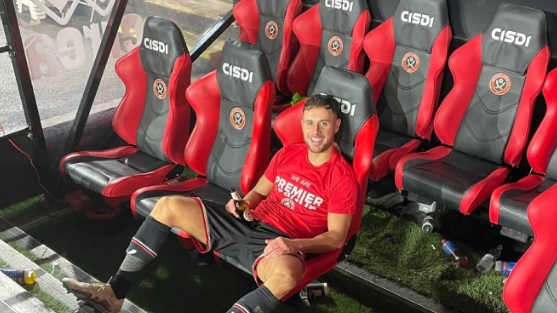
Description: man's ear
xmin=335 ymin=117 xmax=341 ymax=133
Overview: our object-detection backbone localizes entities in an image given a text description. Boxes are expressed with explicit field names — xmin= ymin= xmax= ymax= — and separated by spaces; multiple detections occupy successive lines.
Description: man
xmin=63 ymin=94 xmax=358 ymax=313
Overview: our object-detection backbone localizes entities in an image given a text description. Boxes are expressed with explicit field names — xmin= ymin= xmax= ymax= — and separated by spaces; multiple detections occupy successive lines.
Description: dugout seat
xmin=285 ymin=0 xmax=370 ymax=97
xmin=272 ymin=65 xmax=379 ymax=299
xmin=502 ymin=181 xmax=557 ymax=313
xmin=131 ymin=40 xmax=275 ymax=222
xmin=490 ymin=69 xmax=557 ymax=237
xmin=363 ymin=0 xmax=451 ymax=183
xmin=59 ymin=16 xmax=192 ymax=208
xmin=395 ymin=3 xmax=550 ymax=215
xmin=233 ymin=0 xmax=302 ymax=96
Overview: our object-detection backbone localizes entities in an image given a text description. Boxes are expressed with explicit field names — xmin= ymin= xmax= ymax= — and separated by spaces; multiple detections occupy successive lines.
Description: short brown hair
xmin=303 ymin=94 xmax=341 ymax=119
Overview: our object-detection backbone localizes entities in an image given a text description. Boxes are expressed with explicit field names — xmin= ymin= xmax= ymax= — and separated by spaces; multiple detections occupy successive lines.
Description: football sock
xmin=110 ymin=216 xmax=170 ymax=299
xmin=226 ymin=285 xmax=279 ymax=313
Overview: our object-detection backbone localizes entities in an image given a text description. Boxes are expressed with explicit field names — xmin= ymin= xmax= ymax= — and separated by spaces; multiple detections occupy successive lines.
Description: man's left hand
xmin=263 ymin=237 xmax=300 ymax=259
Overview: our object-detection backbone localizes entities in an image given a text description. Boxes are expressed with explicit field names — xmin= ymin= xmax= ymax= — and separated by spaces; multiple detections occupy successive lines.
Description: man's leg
xmin=226 ymin=256 xmax=304 ymax=313
xmin=110 ymin=196 xmax=208 ymax=298
xmin=63 ymin=196 xmax=208 ymax=313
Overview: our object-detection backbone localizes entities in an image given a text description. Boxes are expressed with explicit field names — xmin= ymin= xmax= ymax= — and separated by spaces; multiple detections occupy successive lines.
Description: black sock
xmin=110 ymin=216 xmax=170 ymax=299
xmin=226 ymin=285 xmax=279 ymax=313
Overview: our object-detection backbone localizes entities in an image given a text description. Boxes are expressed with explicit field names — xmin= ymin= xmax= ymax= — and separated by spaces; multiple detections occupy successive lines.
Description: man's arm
xmin=225 ymin=175 xmax=274 ymax=218
xmin=262 ymin=212 xmax=353 ymax=259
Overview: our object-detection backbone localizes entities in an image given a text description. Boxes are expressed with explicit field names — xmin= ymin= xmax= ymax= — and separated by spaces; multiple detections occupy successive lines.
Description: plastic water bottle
xmin=495 ymin=261 xmax=516 ymax=276
xmin=0 ymin=268 xmax=36 ymax=285
xmin=422 ymin=216 xmax=434 ymax=233
xmin=50 ymin=261 xmax=65 ymax=281
xmin=441 ymin=239 xmax=468 ymax=268
xmin=476 ymin=245 xmax=503 ymax=273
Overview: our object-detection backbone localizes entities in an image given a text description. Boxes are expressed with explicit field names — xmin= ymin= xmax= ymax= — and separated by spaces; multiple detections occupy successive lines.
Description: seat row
xmin=58 ymin=1 xmax=557 ymax=311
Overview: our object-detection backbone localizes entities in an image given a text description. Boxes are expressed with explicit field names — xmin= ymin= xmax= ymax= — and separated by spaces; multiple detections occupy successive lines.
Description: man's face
xmin=302 ymin=106 xmax=341 ymax=154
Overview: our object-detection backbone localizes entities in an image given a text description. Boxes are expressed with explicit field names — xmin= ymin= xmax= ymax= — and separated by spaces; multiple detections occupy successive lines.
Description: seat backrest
xmin=286 ymin=0 xmax=371 ymax=96
xmin=275 ymin=65 xmax=379 ymax=238
xmin=113 ymin=16 xmax=191 ymax=165
xmin=233 ymin=0 xmax=302 ymax=95
xmin=526 ymin=69 xmax=557 ymax=180
xmin=185 ymin=40 xmax=275 ymax=195
xmin=434 ymin=3 xmax=549 ymax=166
xmin=503 ymin=182 xmax=557 ymax=313
xmin=364 ymin=0 xmax=451 ymax=140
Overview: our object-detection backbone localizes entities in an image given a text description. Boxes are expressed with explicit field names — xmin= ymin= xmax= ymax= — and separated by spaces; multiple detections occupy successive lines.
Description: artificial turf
xmin=0 ymin=258 xmax=73 ymax=313
xmin=351 ymin=206 xmax=510 ymax=313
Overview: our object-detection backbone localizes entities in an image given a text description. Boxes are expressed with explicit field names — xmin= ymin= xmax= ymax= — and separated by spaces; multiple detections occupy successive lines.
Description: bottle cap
xmin=23 ymin=270 xmax=36 ymax=285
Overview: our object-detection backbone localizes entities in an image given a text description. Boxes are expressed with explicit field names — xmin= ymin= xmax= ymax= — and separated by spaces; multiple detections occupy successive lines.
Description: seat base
xmin=397 ymin=146 xmax=508 ymax=214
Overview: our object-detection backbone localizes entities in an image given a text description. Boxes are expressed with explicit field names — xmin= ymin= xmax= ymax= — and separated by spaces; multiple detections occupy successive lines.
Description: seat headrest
xmin=482 ymin=3 xmax=547 ymax=75
xmin=319 ymin=0 xmax=368 ymax=35
xmin=393 ymin=0 xmax=449 ymax=53
xmin=311 ymin=66 xmax=375 ymax=159
xmin=140 ymin=16 xmax=189 ymax=78
xmin=217 ymin=40 xmax=273 ymax=110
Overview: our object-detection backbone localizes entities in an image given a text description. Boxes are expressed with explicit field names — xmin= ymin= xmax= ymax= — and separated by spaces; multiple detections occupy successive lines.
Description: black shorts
xmin=189 ymin=197 xmax=305 ymax=285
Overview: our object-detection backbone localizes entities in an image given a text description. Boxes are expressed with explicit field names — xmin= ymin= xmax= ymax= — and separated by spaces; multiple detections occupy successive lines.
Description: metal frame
xmin=0 ymin=0 xmax=56 ymax=193
xmin=190 ymin=10 xmax=235 ymax=62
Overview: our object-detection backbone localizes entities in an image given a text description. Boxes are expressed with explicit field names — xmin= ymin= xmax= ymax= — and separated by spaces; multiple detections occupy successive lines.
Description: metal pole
xmin=190 ymin=10 xmax=235 ymax=62
xmin=0 ymin=0 xmax=56 ymax=194
xmin=62 ymin=0 xmax=129 ymax=156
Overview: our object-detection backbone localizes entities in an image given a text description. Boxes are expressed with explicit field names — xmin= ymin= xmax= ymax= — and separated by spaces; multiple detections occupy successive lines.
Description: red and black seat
xmin=502 ymin=175 xmax=557 ymax=313
xmin=490 ymin=69 xmax=557 ymax=237
xmin=285 ymin=0 xmax=370 ymax=97
xmin=272 ymin=65 xmax=379 ymax=299
xmin=233 ymin=0 xmax=302 ymax=96
xmin=131 ymin=40 xmax=275 ymax=222
xmin=59 ymin=16 xmax=192 ymax=208
xmin=395 ymin=3 xmax=550 ymax=215
xmin=363 ymin=0 xmax=451 ymax=183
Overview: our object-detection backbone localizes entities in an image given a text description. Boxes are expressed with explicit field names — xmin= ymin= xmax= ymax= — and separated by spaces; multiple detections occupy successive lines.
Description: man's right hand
xmin=225 ymin=199 xmax=251 ymax=219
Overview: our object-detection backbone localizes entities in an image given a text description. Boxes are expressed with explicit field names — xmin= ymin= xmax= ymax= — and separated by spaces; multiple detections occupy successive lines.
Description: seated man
xmin=62 ymin=94 xmax=358 ymax=313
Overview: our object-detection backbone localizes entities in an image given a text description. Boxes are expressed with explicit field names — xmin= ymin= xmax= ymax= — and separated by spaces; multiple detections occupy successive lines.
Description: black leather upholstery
xmin=481 ymin=3 xmax=547 ymax=75
xmin=311 ymin=66 xmax=375 ymax=160
xmin=209 ymin=40 xmax=272 ymax=190
xmin=373 ymin=128 xmax=415 ymax=160
xmin=402 ymin=150 xmax=500 ymax=210
xmin=498 ymin=177 xmax=554 ymax=236
xmin=65 ymin=151 xmax=169 ymax=194
xmin=134 ymin=183 xmax=230 ymax=218
xmin=306 ymin=0 xmax=368 ymax=94
xmin=393 ymin=0 xmax=449 ymax=53
xmin=255 ymin=0 xmax=290 ymax=81
xmin=531 ymin=262 xmax=557 ymax=313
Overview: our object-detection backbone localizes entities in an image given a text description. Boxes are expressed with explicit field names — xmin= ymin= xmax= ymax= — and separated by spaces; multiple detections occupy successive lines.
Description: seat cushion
xmin=396 ymin=146 xmax=509 ymax=214
xmin=490 ymin=175 xmax=552 ymax=236
xmin=62 ymin=146 xmax=173 ymax=198
xmin=370 ymin=128 xmax=419 ymax=181
xmin=132 ymin=180 xmax=230 ymax=219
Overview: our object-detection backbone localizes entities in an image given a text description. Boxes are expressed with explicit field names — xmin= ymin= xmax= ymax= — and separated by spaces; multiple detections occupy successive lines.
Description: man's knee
xmin=265 ymin=263 xmax=303 ymax=297
xmin=272 ymin=270 xmax=301 ymax=292
xmin=151 ymin=196 xmax=191 ymax=220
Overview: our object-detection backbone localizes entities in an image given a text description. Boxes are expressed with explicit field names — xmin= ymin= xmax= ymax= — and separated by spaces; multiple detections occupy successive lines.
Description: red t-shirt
xmin=252 ymin=143 xmax=358 ymax=239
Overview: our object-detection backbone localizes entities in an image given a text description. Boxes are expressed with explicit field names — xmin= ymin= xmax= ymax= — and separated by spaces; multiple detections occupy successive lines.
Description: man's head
xmin=302 ymin=94 xmax=342 ymax=155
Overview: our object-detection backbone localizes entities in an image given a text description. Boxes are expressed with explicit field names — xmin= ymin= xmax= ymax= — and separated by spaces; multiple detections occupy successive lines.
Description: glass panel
xmin=0 ymin=21 xmax=27 ymax=136
xmin=13 ymin=0 xmax=237 ymax=126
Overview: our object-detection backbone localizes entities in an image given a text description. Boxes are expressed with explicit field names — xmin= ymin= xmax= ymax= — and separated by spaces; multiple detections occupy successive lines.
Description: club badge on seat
xmin=328 ymin=36 xmax=343 ymax=56
xmin=402 ymin=52 xmax=420 ymax=73
xmin=265 ymin=21 xmax=278 ymax=40
xmin=230 ymin=107 xmax=246 ymax=130
xmin=153 ymin=79 xmax=167 ymax=99
xmin=490 ymin=73 xmax=511 ymax=96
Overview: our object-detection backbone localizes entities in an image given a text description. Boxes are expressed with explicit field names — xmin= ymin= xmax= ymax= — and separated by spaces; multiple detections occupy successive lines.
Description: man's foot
xmin=62 ymin=278 xmax=123 ymax=313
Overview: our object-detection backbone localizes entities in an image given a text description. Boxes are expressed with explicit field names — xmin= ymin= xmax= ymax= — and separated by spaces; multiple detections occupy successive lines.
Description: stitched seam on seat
xmin=544 ymin=280 xmax=557 ymax=310
xmin=388 ymin=68 xmax=426 ymax=90
xmin=473 ymin=91 xmax=518 ymax=114
xmin=462 ymin=120 xmax=509 ymax=142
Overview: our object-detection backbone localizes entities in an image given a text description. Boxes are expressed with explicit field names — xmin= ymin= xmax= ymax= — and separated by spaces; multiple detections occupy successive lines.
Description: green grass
xmin=350 ymin=207 xmax=508 ymax=313
xmin=179 ymin=166 xmax=198 ymax=181
xmin=0 ymin=258 xmax=73 ymax=313
xmin=0 ymin=195 xmax=46 ymax=222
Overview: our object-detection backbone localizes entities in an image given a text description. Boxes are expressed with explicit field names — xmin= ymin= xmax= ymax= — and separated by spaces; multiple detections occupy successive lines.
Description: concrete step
xmin=0 ymin=224 xmax=148 ymax=313
xmin=0 ymin=272 xmax=56 ymax=313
